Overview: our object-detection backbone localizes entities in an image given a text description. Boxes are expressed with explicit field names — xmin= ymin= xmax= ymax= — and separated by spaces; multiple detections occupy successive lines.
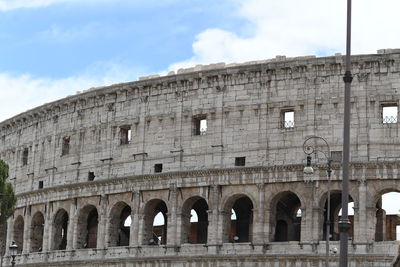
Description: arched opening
xmin=323 ymin=191 xmax=354 ymax=241
xmin=142 ymin=199 xmax=168 ymax=245
xmin=30 ymin=212 xmax=45 ymax=252
xmin=375 ymin=191 xmax=400 ymax=241
xmin=108 ymin=202 xmax=132 ymax=247
xmin=181 ymin=197 xmax=208 ymax=244
xmin=76 ymin=205 xmax=98 ymax=249
xmin=225 ymin=195 xmax=253 ymax=243
xmin=53 ymin=209 xmax=68 ymax=250
xmin=272 ymin=191 xmax=301 ymax=242
xmin=13 ymin=216 xmax=24 ymax=254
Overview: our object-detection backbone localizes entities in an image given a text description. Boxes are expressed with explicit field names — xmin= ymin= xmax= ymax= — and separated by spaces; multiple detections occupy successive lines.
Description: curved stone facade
xmin=2 ymin=50 xmax=400 ymax=266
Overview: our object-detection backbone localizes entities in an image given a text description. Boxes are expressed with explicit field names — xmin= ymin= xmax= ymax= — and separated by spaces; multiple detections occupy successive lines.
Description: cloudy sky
xmin=1 ymin=0 xmax=400 ymax=122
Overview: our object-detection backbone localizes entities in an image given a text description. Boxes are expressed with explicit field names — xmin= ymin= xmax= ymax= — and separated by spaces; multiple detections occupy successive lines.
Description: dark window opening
xmin=282 ymin=110 xmax=295 ymax=128
xmin=235 ymin=157 xmax=246 ymax=166
xmin=120 ymin=126 xmax=132 ymax=145
xmin=22 ymin=148 xmax=29 ymax=166
xmin=88 ymin=171 xmax=95 ymax=181
xmin=38 ymin=181 xmax=44 ymax=189
xmin=61 ymin=136 xmax=70 ymax=156
xmin=154 ymin=164 xmax=163 ymax=173
xmin=193 ymin=115 xmax=207 ymax=135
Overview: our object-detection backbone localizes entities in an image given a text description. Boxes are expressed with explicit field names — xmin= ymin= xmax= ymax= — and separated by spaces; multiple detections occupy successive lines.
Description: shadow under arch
xmin=53 ymin=208 xmax=69 ymax=250
xmin=319 ymin=190 xmax=354 ymax=241
xmin=76 ymin=205 xmax=98 ymax=249
xmin=222 ymin=194 xmax=254 ymax=243
xmin=142 ymin=199 xmax=168 ymax=245
xmin=13 ymin=215 xmax=24 ymax=254
xmin=270 ymin=191 xmax=302 ymax=242
xmin=108 ymin=201 xmax=132 ymax=247
xmin=30 ymin=211 xmax=45 ymax=252
xmin=181 ymin=196 xmax=208 ymax=244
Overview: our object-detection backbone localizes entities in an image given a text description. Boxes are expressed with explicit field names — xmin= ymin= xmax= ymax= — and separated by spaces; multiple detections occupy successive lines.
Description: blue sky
xmin=1 ymin=0 xmax=400 ymax=121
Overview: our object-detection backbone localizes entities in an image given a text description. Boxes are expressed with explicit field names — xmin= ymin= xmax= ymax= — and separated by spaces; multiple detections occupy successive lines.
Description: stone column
xmin=207 ymin=185 xmax=220 ymax=245
xmin=5 ymin=217 xmax=12 ymax=255
xmin=42 ymin=202 xmax=53 ymax=251
xmin=23 ymin=208 xmax=31 ymax=253
xmin=129 ymin=190 xmax=140 ymax=246
xmin=67 ymin=199 xmax=77 ymax=250
xmin=353 ymin=179 xmax=373 ymax=243
xmin=252 ymin=183 xmax=265 ymax=244
xmin=263 ymin=208 xmax=272 ymax=242
xmin=300 ymin=182 xmax=315 ymax=243
xmin=166 ymin=184 xmax=178 ymax=246
xmin=97 ymin=194 xmax=108 ymax=249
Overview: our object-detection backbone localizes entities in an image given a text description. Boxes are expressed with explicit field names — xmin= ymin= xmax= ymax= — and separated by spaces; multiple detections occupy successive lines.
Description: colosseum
xmin=1 ymin=49 xmax=400 ymax=267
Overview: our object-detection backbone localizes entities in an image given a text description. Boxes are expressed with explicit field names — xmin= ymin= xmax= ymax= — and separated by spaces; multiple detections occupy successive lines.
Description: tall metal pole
xmin=303 ymin=136 xmax=331 ymax=267
xmin=339 ymin=0 xmax=353 ymax=266
xmin=326 ymin=160 xmax=332 ymax=267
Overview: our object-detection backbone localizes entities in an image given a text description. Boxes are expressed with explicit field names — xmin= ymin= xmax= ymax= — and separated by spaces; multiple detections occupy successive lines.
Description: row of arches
xmin=10 ymin=190 xmax=400 ymax=253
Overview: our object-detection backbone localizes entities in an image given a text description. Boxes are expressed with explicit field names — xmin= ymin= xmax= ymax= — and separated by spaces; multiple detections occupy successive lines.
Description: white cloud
xmin=170 ymin=0 xmax=400 ymax=70
xmin=0 ymin=62 xmax=146 ymax=122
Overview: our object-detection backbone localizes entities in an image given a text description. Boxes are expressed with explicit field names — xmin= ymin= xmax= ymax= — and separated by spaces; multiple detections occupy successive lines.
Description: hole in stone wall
xmin=235 ymin=157 xmax=246 ymax=167
xmin=88 ymin=171 xmax=95 ymax=181
xmin=154 ymin=164 xmax=163 ymax=173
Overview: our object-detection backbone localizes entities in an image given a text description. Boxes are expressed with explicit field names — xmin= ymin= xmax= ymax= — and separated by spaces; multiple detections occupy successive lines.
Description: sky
xmin=1 ymin=0 xmax=400 ymax=121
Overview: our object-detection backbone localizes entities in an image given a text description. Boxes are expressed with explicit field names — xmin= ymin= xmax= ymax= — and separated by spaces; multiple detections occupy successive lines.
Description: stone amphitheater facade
xmin=2 ymin=49 xmax=400 ymax=267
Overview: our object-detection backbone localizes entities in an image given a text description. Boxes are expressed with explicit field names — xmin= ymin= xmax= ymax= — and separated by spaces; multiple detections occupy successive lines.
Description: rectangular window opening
xmin=22 ymin=148 xmax=29 ymax=166
xmin=382 ymin=105 xmax=398 ymax=124
xmin=88 ymin=171 xmax=95 ymax=181
xmin=38 ymin=181 xmax=44 ymax=189
xmin=61 ymin=136 xmax=70 ymax=156
xmin=194 ymin=115 xmax=207 ymax=135
xmin=235 ymin=157 xmax=246 ymax=167
xmin=154 ymin=164 xmax=163 ymax=173
xmin=120 ymin=126 xmax=132 ymax=145
xmin=282 ymin=110 xmax=295 ymax=128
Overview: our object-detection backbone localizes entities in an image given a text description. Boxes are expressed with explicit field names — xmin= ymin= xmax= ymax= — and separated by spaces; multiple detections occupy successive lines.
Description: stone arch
xmin=30 ymin=211 xmax=45 ymax=252
xmin=318 ymin=190 xmax=354 ymax=241
xmin=372 ymin=188 xmax=400 ymax=241
xmin=52 ymin=209 xmax=69 ymax=250
xmin=141 ymin=199 xmax=168 ymax=245
xmin=76 ymin=205 xmax=98 ymax=249
xmin=222 ymin=194 xmax=254 ymax=243
xmin=181 ymin=196 xmax=208 ymax=244
xmin=108 ymin=201 xmax=132 ymax=247
xmin=13 ymin=215 xmax=24 ymax=254
xmin=270 ymin=191 xmax=302 ymax=242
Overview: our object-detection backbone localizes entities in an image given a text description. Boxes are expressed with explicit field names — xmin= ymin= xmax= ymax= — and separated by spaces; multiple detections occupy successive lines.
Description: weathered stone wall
xmin=2 ymin=50 xmax=400 ymax=266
